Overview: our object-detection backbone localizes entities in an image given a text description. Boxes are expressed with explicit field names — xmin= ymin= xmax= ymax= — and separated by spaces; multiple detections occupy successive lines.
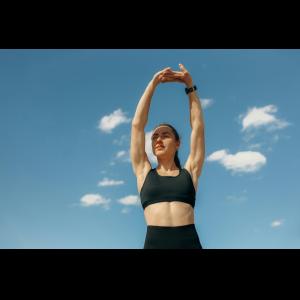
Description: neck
xmin=156 ymin=160 xmax=178 ymax=172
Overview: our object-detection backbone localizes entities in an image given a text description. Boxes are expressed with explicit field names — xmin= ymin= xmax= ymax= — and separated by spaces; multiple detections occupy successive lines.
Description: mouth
xmin=155 ymin=145 xmax=164 ymax=150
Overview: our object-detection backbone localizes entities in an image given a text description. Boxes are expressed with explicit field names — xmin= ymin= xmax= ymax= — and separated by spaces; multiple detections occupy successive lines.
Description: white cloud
xmin=117 ymin=195 xmax=140 ymax=206
xmin=239 ymin=105 xmax=290 ymax=132
xmin=206 ymin=149 xmax=227 ymax=161
xmin=109 ymin=150 xmax=131 ymax=165
xmin=207 ymin=149 xmax=267 ymax=173
xmin=116 ymin=150 xmax=127 ymax=158
xmin=201 ymin=98 xmax=214 ymax=109
xmin=98 ymin=178 xmax=125 ymax=187
xmin=270 ymin=219 xmax=284 ymax=228
xmin=80 ymin=193 xmax=111 ymax=209
xmin=98 ymin=108 xmax=131 ymax=134
xmin=145 ymin=130 xmax=157 ymax=164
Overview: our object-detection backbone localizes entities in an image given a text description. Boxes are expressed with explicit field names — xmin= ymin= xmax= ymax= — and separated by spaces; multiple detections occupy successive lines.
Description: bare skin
xmin=138 ymin=160 xmax=197 ymax=226
xmin=133 ymin=64 xmax=203 ymax=227
xmin=138 ymin=64 xmax=198 ymax=226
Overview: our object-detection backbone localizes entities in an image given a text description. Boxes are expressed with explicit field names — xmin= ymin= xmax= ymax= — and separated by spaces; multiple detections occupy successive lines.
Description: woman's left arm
xmin=182 ymin=64 xmax=205 ymax=178
xmin=162 ymin=64 xmax=205 ymax=177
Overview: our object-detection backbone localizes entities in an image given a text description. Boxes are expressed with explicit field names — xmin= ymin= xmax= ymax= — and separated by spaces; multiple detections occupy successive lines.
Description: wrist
xmin=185 ymin=81 xmax=194 ymax=88
xmin=185 ymin=85 xmax=197 ymax=95
xmin=150 ymin=78 xmax=159 ymax=88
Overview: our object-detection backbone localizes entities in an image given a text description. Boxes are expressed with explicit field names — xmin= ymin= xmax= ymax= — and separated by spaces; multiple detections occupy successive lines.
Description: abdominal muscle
xmin=144 ymin=201 xmax=195 ymax=226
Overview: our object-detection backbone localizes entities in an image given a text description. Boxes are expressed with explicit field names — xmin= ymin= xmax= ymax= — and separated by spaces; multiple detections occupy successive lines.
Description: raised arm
xmin=130 ymin=67 xmax=172 ymax=176
xmin=131 ymin=67 xmax=172 ymax=127
xmin=161 ymin=64 xmax=205 ymax=178
xmin=179 ymin=64 xmax=205 ymax=129
xmin=180 ymin=64 xmax=205 ymax=178
xmin=186 ymin=78 xmax=205 ymax=178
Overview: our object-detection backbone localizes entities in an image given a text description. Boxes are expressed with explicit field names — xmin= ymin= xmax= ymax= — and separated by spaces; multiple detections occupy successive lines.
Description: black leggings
xmin=144 ymin=223 xmax=202 ymax=249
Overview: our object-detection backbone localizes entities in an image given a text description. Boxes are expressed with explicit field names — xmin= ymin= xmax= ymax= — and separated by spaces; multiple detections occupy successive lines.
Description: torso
xmin=137 ymin=164 xmax=199 ymax=226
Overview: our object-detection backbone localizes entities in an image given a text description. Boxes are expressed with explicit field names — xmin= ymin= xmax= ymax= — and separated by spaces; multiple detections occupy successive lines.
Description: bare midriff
xmin=144 ymin=201 xmax=194 ymax=226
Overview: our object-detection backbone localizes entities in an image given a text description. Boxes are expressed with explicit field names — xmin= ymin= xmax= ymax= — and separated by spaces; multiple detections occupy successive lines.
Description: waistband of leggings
xmin=147 ymin=223 xmax=195 ymax=229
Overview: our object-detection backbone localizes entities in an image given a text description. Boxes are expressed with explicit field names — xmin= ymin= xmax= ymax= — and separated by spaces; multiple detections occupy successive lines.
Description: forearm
xmin=188 ymin=88 xmax=205 ymax=129
xmin=132 ymin=79 xmax=157 ymax=127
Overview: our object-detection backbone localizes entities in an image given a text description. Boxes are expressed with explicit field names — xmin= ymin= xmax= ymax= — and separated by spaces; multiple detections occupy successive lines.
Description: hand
xmin=160 ymin=63 xmax=194 ymax=87
xmin=152 ymin=67 xmax=174 ymax=86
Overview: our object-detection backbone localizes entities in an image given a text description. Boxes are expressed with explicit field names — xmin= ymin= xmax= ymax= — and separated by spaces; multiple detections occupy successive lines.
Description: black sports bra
xmin=139 ymin=168 xmax=196 ymax=210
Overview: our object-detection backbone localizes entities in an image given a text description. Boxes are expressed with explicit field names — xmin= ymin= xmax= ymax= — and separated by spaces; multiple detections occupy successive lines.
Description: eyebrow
xmin=152 ymin=131 xmax=171 ymax=136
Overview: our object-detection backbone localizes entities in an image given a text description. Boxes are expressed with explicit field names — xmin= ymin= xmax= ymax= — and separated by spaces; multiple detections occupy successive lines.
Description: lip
xmin=155 ymin=145 xmax=164 ymax=149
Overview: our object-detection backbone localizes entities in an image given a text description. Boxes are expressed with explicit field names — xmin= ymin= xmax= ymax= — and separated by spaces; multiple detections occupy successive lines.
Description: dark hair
xmin=152 ymin=123 xmax=181 ymax=169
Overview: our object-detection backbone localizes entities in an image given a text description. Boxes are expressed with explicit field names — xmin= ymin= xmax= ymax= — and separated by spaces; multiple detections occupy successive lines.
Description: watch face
xmin=186 ymin=86 xmax=196 ymax=94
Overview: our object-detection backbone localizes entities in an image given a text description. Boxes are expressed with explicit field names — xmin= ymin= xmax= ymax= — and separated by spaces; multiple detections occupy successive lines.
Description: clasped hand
xmin=152 ymin=63 xmax=193 ymax=87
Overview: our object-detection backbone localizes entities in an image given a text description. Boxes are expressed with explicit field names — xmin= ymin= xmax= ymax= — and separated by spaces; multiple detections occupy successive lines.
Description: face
xmin=151 ymin=126 xmax=180 ymax=156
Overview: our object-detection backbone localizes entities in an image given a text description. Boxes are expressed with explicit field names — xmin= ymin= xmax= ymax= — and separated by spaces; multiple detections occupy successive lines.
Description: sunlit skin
xmin=134 ymin=64 xmax=199 ymax=226
xmin=151 ymin=126 xmax=180 ymax=173
xmin=143 ymin=125 xmax=194 ymax=226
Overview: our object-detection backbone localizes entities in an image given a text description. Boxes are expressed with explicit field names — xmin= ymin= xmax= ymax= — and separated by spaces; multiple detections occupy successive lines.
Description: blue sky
xmin=0 ymin=49 xmax=299 ymax=249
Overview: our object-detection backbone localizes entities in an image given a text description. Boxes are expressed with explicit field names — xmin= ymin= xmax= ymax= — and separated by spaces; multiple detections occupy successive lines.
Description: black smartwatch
xmin=185 ymin=85 xmax=197 ymax=94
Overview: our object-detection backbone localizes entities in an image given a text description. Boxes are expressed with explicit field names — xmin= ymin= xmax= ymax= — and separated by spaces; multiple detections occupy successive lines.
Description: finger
xmin=166 ymin=70 xmax=184 ymax=75
xmin=179 ymin=63 xmax=187 ymax=72
xmin=162 ymin=77 xmax=183 ymax=83
xmin=161 ymin=77 xmax=184 ymax=83
xmin=162 ymin=67 xmax=172 ymax=72
xmin=163 ymin=70 xmax=183 ymax=75
xmin=162 ymin=73 xmax=184 ymax=78
xmin=163 ymin=79 xmax=184 ymax=84
xmin=163 ymin=69 xmax=176 ymax=75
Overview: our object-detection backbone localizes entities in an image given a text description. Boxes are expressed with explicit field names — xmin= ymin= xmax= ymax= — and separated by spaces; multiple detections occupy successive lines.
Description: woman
xmin=130 ymin=64 xmax=205 ymax=249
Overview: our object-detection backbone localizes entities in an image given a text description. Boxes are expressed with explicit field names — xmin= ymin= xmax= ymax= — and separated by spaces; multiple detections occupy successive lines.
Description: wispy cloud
xmin=270 ymin=219 xmax=284 ymax=228
xmin=201 ymin=98 xmax=214 ymax=109
xmin=115 ymin=150 xmax=131 ymax=162
xmin=239 ymin=105 xmax=290 ymax=132
xmin=113 ymin=134 xmax=129 ymax=146
xmin=80 ymin=193 xmax=111 ymax=210
xmin=206 ymin=149 xmax=267 ymax=174
xmin=98 ymin=108 xmax=131 ymax=133
xmin=272 ymin=134 xmax=280 ymax=143
xmin=226 ymin=190 xmax=248 ymax=204
xmin=121 ymin=207 xmax=131 ymax=214
xmin=117 ymin=195 xmax=140 ymax=206
xmin=116 ymin=150 xmax=127 ymax=158
xmin=98 ymin=178 xmax=125 ymax=187
xmin=247 ymin=143 xmax=262 ymax=150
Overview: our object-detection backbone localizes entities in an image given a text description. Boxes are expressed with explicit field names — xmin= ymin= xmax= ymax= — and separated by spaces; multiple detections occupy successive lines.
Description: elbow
xmin=132 ymin=119 xmax=147 ymax=128
xmin=191 ymin=121 xmax=205 ymax=130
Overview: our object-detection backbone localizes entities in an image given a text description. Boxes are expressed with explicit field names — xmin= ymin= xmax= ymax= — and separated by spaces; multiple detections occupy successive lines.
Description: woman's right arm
xmin=131 ymin=67 xmax=171 ymax=128
xmin=130 ymin=67 xmax=172 ymax=176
